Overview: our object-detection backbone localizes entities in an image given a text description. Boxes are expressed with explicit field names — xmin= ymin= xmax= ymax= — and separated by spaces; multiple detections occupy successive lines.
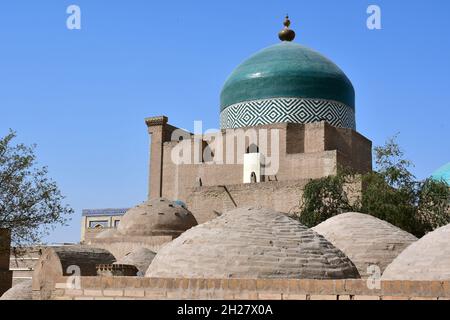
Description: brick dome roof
xmin=96 ymin=228 xmax=119 ymax=239
xmin=382 ymin=223 xmax=450 ymax=280
xmin=0 ymin=280 xmax=32 ymax=300
xmin=313 ymin=212 xmax=417 ymax=278
xmin=145 ymin=207 xmax=360 ymax=279
xmin=114 ymin=247 xmax=156 ymax=274
xmin=117 ymin=198 xmax=198 ymax=237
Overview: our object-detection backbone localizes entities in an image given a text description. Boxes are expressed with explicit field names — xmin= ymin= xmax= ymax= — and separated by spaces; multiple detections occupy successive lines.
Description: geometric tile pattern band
xmin=220 ymin=97 xmax=356 ymax=130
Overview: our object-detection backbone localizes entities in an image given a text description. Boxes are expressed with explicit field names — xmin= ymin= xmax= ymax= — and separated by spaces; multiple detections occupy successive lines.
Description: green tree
xmin=0 ymin=130 xmax=73 ymax=245
xmin=417 ymin=178 xmax=450 ymax=231
xmin=294 ymin=170 xmax=354 ymax=227
xmin=295 ymin=135 xmax=450 ymax=237
xmin=359 ymin=136 xmax=420 ymax=234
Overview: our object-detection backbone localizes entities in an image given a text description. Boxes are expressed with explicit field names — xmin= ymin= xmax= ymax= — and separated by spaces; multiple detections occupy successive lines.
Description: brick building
xmin=0 ymin=229 xmax=12 ymax=296
xmin=80 ymin=208 xmax=129 ymax=242
xmin=144 ymin=17 xmax=372 ymax=224
xmin=3 ymin=16 xmax=450 ymax=301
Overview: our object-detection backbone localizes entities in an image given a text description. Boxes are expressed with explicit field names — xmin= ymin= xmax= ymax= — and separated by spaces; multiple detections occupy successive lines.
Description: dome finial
xmin=283 ymin=14 xmax=291 ymax=27
xmin=278 ymin=15 xmax=296 ymax=42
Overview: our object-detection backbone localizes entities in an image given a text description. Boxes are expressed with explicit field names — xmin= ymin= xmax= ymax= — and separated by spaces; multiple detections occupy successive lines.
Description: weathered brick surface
xmin=54 ymin=296 xmax=73 ymax=300
xmin=64 ymin=289 xmax=83 ymax=296
xmin=124 ymin=289 xmax=145 ymax=297
xmin=310 ymin=295 xmax=337 ymax=300
xmin=411 ymin=297 xmax=438 ymax=300
xmin=0 ymin=278 xmax=32 ymax=300
xmin=257 ymin=293 xmax=283 ymax=300
xmin=74 ymin=296 xmax=94 ymax=300
xmin=382 ymin=224 xmax=450 ymax=281
xmin=146 ymin=208 xmax=360 ymax=280
xmin=313 ymin=212 xmax=417 ymax=278
xmin=83 ymin=289 xmax=103 ymax=297
xmin=353 ymin=295 xmax=381 ymax=300
xmin=103 ymin=289 xmax=124 ymax=297
xmin=88 ymin=236 xmax=172 ymax=260
xmin=32 ymin=246 xmax=116 ymax=300
xmin=145 ymin=290 xmax=167 ymax=299
xmin=284 ymin=293 xmax=308 ymax=300
xmin=46 ymin=277 xmax=450 ymax=301
xmin=381 ymin=296 xmax=410 ymax=300
xmin=147 ymin=119 xmax=372 ymax=224
xmin=234 ymin=292 xmax=259 ymax=300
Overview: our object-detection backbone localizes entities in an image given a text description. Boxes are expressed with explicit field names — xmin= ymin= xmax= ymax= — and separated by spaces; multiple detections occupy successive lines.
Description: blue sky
xmin=1 ymin=0 xmax=449 ymax=243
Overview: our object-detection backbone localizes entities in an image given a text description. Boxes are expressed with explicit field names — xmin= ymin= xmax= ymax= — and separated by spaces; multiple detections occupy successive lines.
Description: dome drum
xmin=220 ymin=97 xmax=355 ymax=130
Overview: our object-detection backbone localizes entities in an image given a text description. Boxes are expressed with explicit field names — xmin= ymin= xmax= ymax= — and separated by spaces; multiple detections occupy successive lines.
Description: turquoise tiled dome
xmin=432 ymin=162 xmax=450 ymax=185
xmin=220 ymin=42 xmax=356 ymax=130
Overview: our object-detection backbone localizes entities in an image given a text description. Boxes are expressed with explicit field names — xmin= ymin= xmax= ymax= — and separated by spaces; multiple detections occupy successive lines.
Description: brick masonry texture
xmin=47 ymin=277 xmax=450 ymax=300
xmin=0 ymin=279 xmax=32 ymax=300
xmin=187 ymin=180 xmax=309 ymax=223
xmin=87 ymin=235 xmax=173 ymax=258
xmin=313 ymin=212 xmax=417 ymax=278
xmin=146 ymin=119 xmax=372 ymax=224
xmin=145 ymin=207 xmax=360 ymax=279
xmin=32 ymin=246 xmax=116 ymax=300
xmin=382 ymin=223 xmax=450 ymax=281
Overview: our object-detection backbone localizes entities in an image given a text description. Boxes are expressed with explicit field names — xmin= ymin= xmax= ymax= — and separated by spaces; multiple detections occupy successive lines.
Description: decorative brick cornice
xmin=145 ymin=116 xmax=168 ymax=127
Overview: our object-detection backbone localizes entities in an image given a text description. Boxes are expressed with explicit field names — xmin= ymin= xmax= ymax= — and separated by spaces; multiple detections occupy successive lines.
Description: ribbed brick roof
xmin=313 ymin=212 xmax=417 ymax=278
xmin=0 ymin=280 xmax=32 ymax=300
xmin=146 ymin=207 xmax=360 ymax=279
xmin=382 ymin=223 xmax=450 ymax=280
xmin=118 ymin=198 xmax=198 ymax=237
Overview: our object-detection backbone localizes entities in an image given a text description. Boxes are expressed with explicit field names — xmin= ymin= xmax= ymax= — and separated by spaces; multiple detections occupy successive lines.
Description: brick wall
xmin=147 ymin=119 xmax=372 ymax=205
xmin=0 ymin=229 xmax=12 ymax=295
xmin=10 ymin=246 xmax=43 ymax=286
xmin=48 ymin=277 xmax=450 ymax=300
xmin=88 ymin=235 xmax=173 ymax=258
xmin=186 ymin=180 xmax=309 ymax=224
xmin=186 ymin=178 xmax=363 ymax=225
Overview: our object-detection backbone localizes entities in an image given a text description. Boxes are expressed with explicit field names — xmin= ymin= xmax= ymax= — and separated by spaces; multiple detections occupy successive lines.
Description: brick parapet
xmin=47 ymin=277 xmax=450 ymax=300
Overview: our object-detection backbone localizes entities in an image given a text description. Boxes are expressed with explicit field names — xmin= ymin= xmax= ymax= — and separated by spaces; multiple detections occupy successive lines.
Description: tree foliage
xmin=295 ymin=136 xmax=450 ymax=237
xmin=0 ymin=130 xmax=73 ymax=245
xmin=295 ymin=170 xmax=353 ymax=228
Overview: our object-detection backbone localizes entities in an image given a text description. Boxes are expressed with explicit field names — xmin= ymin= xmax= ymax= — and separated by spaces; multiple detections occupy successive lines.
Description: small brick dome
xmin=313 ymin=212 xmax=417 ymax=278
xmin=382 ymin=223 xmax=450 ymax=280
xmin=117 ymin=198 xmax=198 ymax=237
xmin=114 ymin=247 xmax=156 ymax=274
xmin=0 ymin=280 xmax=32 ymax=300
xmin=146 ymin=207 xmax=360 ymax=279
